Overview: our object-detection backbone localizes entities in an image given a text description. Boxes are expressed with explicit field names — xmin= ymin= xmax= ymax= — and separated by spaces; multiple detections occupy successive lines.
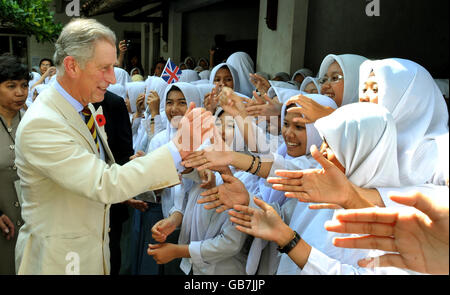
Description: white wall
xmin=256 ymin=0 xmax=308 ymax=77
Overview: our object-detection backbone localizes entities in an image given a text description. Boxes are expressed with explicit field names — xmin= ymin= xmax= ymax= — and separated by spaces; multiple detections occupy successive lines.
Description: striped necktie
xmin=81 ymin=106 xmax=100 ymax=153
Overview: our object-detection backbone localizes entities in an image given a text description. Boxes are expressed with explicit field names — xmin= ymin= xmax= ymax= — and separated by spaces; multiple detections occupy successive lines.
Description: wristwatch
xmin=277 ymin=230 xmax=301 ymax=254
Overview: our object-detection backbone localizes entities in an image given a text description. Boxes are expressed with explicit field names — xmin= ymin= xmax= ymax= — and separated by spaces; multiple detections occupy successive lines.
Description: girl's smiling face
xmin=282 ymin=109 xmax=307 ymax=157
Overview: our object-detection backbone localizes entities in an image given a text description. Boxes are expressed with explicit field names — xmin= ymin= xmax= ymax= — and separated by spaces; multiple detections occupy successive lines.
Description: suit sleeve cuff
xmin=166 ymin=141 xmax=183 ymax=173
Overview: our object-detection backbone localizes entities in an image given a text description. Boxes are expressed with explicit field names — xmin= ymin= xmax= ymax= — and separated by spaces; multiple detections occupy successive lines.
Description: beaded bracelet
xmin=253 ymin=155 xmax=262 ymax=175
xmin=246 ymin=155 xmax=256 ymax=173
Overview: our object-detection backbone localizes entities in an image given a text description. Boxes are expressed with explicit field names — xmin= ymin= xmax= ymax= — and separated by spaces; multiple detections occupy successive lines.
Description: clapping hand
xmin=249 ymin=73 xmax=271 ymax=95
xmin=146 ymin=91 xmax=160 ymax=117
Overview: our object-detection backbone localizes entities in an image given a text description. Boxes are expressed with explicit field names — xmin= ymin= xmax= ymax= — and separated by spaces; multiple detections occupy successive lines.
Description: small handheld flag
xmin=161 ymin=58 xmax=182 ymax=84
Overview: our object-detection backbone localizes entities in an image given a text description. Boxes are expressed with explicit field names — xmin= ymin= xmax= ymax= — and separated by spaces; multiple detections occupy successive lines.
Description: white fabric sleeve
xmin=189 ymin=221 xmax=247 ymax=266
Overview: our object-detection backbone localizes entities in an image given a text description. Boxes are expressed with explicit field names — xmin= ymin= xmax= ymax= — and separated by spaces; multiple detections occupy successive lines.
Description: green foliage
xmin=0 ymin=0 xmax=62 ymax=43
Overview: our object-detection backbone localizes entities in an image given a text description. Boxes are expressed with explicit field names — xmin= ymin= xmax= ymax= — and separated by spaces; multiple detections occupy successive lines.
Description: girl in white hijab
xmin=209 ymin=63 xmax=241 ymax=94
xmin=149 ymin=107 xmax=257 ymax=275
xmin=125 ymin=81 xmax=146 ymax=151
xmin=147 ymin=82 xmax=202 ymax=217
xmin=244 ymin=95 xmax=337 ymax=275
xmin=300 ymin=77 xmax=321 ymax=94
xmin=358 ymin=58 xmax=449 ymax=204
xmin=131 ymin=82 xmax=202 ymax=275
xmin=226 ymin=52 xmax=255 ymax=97
xmin=285 ymin=54 xmax=368 ymax=124
xmin=134 ymin=77 xmax=168 ymax=153
xmin=318 ymin=54 xmax=368 ymax=107
xmin=291 ymin=68 xmax=314 ymax=86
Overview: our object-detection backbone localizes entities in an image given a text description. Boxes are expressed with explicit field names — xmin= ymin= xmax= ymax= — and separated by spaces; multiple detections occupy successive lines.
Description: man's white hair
xmin=53 ymin=18 xmax=116 ymax=76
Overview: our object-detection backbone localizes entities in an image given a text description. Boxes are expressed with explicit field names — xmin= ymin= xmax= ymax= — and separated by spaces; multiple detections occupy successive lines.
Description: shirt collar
xmin=54 ymin=79 xmax=84 ymax=113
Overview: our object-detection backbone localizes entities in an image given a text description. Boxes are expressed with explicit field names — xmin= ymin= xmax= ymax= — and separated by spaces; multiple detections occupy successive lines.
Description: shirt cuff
xmin=300 ymin=246 xmax=330 ymax=275
xmin=166 ymin=141 xmax=183 ymax=173
xmin=188 ymin=241 xmax=209 ymax=268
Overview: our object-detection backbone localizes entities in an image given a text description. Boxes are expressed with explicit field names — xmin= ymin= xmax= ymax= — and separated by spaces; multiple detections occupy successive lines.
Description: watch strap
xmin=277 ymin=230 xmax=301 ymax=254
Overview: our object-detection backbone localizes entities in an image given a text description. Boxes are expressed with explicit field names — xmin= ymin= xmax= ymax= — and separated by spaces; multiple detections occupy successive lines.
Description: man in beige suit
xmin=14 ymin=18 xmax=212 ymax=275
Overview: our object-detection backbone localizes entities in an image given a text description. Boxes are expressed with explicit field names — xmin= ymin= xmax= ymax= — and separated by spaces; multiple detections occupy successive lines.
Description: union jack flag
xmin=161 ymin=58 xmax=182 ymax=84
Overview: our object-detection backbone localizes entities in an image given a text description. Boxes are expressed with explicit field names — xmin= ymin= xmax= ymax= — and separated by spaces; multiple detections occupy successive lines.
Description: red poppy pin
xmin=96 ymin=114 xmax=106 ymax=127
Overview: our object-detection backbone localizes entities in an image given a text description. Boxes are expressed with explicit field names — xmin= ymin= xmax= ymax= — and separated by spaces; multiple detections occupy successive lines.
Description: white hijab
xmin=315 ymin=102 xmax=400 ymax=188
xmin=277 ymin=102 xmax=400 ymax=275
xmin=291 ymin=68 xmax=314 ymax=81
xmin=273 ymin=72 xmax=291 ymax=82
xmin=106 ymin=84 xmax=126 ymax=99
xmin=179 ymin=69 xmax=200 ymax=83
xmin=209 ymin=63 xmax=241 ymax=92
xmin=300 ymin=76 xmax=321 ymax=94
xmin=199 ymin=70 xmax=211 ymax=80
xmin=226 ymin=52 xmax=255 ymax=97
xmin=267 ymin=82 xmax=303 ymax=103
xmin=125 ymin=81 xmax=146 ymax=113
xmin=318 ymin=54 xmax=368 ymax=106
xmin=114 ymin=66 xmax=131 ymax=88
xmin=359 ymin=58 xmax=449 ymax=185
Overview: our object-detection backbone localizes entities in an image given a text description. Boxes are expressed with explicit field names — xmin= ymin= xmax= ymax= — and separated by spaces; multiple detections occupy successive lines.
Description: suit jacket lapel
xmin=88 ymin=104 xmax=115 ymax=164
xmin=46 ymin=86 xmax=101 ymax=156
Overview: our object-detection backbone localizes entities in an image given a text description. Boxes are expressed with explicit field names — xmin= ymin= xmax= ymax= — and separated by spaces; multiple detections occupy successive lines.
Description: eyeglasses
xmin=318 ymin=74 xmax=344 ymax=85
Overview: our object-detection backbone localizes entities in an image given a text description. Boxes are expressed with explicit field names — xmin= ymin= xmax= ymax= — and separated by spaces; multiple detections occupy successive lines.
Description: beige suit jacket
xmin=14 ymin=86 xmax=180 ymax=274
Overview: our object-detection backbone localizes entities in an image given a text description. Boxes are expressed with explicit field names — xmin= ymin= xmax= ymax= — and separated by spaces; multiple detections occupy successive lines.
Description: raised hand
xmin=198 ymin=174 xmax=250 ymax=213
xmin=229 ymin=197 xmax=290 ymax=245
xmin=218 ymin=87 xmax=248 ymax=118
xmin=249 ymin=73 xmax=271 ymax=95
xmin=325 ymin=192 xmax=449 ymax=275
xmin=136 ymin=93 xmax=146 ymax=114
xmin=146 ymin=90 xmax=160 ymax=117
xmin=172 ymin=102 xmax=214 ymax=160
xmin=267 ymin=145 xmax=373 ymax=209
xmin=118 ymin=40 xmax=128 ymax=54
xmin=245 ymin=91 xmax=282 ymax=118
xmin=286 ymin=94 xmax=335 ymax=124
xmin=203 ymin=85 xmax=220 ymax=114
